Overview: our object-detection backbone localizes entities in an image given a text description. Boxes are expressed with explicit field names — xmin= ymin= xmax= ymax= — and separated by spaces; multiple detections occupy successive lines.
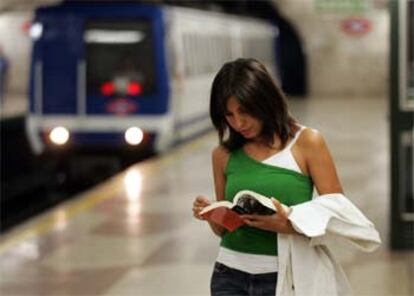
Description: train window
xmin=192 ymin=35 xmax=197 ymax=75
xmin=85 ymin=20 xmax=156 ymax=96
xmin=199 ymin=35 xmax=205 ymax=75
xmin=207 ymin=35 xmax=216 ymax=73
xmin=192 ymin=34 xmax=198 ymax=75
xmin=195 ymin=34 xmax=202 ymax=75
xmin=183 ymin=34 xmax=190 ymax=75
xmin=198 ymin=35 xmax=205 ymax=75
xmin=182 ymin=33 xmax=240 ymax=77
xmin=218 ymin=35 xmax=226 ymax=69
xmin=183 ymin=34 xmax=193 ymax=76
xmin=211 ymin=36 xmax=219 ymax=72
xmin=183 ymin=33 xmax=222 ymax=77
xmin=183 ymin=33 xmax=198 ymax=76
xmin=189 ymin=34 xmax=196 ymax=75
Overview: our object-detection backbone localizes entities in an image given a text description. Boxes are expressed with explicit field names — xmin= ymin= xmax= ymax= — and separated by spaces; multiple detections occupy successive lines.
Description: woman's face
xmin=225 ymin=96 xmax=263 ymax=140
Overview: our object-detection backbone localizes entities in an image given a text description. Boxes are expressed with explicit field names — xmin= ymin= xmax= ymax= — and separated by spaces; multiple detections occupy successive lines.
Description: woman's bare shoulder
xmin=212 ymin=145 xmax=230 ymax=167
xmin=212 ymin=145 xmax=230 ymax=159
xmin=298 ymin=127 xmax=328 ymax=153
xmin=298 ymin=127 xmax=343 ymax=193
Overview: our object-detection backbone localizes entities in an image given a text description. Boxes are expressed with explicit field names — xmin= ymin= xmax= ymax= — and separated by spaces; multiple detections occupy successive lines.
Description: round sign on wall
xmin=341 ymin=17 xmax=372 ymax=36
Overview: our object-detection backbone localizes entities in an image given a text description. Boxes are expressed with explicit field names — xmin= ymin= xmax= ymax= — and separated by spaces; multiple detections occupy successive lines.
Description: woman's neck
xmin=247 ymin=134 xmax=283 ymax=151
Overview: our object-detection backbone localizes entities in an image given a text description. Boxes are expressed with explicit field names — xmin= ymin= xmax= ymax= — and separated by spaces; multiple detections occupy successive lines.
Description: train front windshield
xmin=85 ymin=20 xmax=156 ymax=97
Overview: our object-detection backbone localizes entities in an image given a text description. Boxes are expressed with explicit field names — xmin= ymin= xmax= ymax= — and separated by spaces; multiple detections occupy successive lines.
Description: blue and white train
xmin=26 ymin=1 xmax=279 ymax=155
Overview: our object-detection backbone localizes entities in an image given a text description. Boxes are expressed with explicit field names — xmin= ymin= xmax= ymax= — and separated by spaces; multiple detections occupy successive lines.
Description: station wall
xmin=0 ymin=12 xmax=32 ymax=96
xmin=276 ymin=0 xmax=389 ymax=97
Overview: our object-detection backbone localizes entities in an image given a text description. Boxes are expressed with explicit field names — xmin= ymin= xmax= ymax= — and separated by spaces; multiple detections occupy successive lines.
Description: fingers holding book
xmin=241 ymin=213 xmax=295 ymax=234
xmin=241 ymin=197 xmax=295 ymax=234
xmin=193 ymin=195 xmax=212 ymax=220
xmin=271 ymin=197 xmax=292 ymax=218
xmin=193 ymin=191 xmax=296 ymax=234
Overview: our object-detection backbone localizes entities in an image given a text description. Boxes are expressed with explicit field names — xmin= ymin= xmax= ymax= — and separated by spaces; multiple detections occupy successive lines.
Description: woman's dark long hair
xmin=210 ymin=58 xmax=297 ymax=151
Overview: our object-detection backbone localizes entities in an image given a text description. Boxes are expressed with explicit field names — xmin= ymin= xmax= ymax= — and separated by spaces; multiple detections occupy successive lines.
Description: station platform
xmin=0 ymin=96 xmax=412 ymax=296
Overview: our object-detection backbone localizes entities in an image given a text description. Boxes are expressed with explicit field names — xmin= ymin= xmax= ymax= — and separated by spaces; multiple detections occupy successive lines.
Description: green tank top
xmin=220 ymin=148 xmax=314 ymax=256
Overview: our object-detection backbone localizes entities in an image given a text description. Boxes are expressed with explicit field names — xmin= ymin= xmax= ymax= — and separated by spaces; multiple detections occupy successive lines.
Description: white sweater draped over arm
xmin=276 ymin=193 xmax=381 ymax=296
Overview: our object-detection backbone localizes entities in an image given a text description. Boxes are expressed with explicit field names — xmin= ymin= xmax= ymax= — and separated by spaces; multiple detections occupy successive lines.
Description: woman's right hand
xmin=193 ymin=195 xmax=211 ymax=220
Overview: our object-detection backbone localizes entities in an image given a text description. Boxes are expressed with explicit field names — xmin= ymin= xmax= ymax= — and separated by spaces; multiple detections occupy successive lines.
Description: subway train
xmin=26 ymin=2 xmax=279 ymax=156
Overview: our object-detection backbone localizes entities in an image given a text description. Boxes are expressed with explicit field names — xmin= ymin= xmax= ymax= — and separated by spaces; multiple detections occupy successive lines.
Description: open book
xmin=200 ymin=190 xmax=277 ymax=232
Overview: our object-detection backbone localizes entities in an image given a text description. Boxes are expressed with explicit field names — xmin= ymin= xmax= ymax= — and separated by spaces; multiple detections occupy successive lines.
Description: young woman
xmin=192 ymin=58 xmax=344 ymax=296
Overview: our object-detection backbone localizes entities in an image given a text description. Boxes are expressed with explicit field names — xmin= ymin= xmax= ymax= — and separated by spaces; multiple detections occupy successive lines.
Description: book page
xmin=200 ymin=200 xmax=233 ymax=215
xmin=234 ymin=190 xmax=276 ymax=210
xmin=233 ymin=190 xmax=276 ymax=215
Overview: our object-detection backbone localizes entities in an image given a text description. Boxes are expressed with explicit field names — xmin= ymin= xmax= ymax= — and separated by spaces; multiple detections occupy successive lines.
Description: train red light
xmin=101 ymin=82 xmax=115 ymax=96
xmin=127 ymin=82 xmax=142 ymax=96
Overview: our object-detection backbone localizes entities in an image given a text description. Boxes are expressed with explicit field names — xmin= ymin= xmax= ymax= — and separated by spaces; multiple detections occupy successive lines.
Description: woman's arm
xmin=301 ymin=129 xmax=343 ymax=195
xmin=193 ymin=145 xmax=229 ymax=237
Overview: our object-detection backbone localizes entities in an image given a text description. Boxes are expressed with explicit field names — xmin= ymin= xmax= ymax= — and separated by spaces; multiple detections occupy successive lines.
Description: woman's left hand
xmin=241 ymin=198 xmax=296 ymax=234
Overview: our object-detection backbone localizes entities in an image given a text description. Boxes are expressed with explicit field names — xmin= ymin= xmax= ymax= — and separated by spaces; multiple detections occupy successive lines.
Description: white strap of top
xmin=286 ymin=126 xmax=306 ymax=150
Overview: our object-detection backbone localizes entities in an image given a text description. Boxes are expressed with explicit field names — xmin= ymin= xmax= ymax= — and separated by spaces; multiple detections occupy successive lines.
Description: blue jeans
xmin=210 ymin=262 xmax=278 ymax=296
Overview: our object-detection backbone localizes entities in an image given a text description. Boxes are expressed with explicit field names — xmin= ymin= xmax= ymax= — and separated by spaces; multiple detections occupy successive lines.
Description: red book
xmin=201 ymin=206 xmax=245 ymax=232
xmin=200 ymin=190 xmax=277 ymax=232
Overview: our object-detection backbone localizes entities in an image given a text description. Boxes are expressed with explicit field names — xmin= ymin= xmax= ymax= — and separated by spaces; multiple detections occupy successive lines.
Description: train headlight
xmin=29 ymin=22 xmax=43 ymax=40
xmin=49 ymin=126 xmax=70 ymax=145
xmin=125 ymin=127 xmax=144 ymax=145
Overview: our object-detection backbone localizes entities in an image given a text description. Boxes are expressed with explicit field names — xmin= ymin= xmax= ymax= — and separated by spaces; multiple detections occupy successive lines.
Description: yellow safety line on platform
xmin=0 ymin=180 xmax=121 ymax=253
xmin=0 ymin=131 xmax=215 ymax=253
